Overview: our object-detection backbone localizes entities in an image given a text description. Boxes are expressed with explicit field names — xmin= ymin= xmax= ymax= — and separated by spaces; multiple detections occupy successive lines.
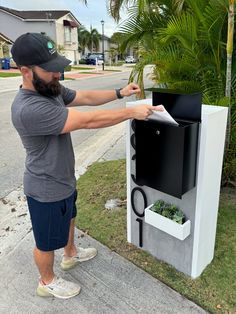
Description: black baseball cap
xmin=11 ymin=32 xmax=71 ymax=72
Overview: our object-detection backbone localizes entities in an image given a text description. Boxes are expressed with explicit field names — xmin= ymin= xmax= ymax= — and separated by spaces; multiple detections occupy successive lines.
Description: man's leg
xmin=27 ymin=195 xmax=81 ymax=298
xmin=63 ymin=218 xmax=77 ymax=257
xmin=35 ymin=245 xmax=81 ymax=298
xmin=61 ymin=218 xmax=97 ymax=270
xmin=34 ymin=247 xmax=54 ymax=284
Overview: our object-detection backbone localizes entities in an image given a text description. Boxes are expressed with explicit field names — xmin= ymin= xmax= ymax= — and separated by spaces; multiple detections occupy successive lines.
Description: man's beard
xmin=32 ymin=70 xmax=61 ymax=97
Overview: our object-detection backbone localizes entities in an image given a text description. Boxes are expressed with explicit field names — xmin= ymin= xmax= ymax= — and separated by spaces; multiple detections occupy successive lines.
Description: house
xmin=99 ymin=35 xmax=111 ymax=62
xmin=81 ymin=33 xmax=111 ymax=61
xmin=0 ymin=32 xmax=13 ymax=58
xmin=82 ymin=35 xmax=113 ymax=63
xmin=0 ymin=6 xmax=81 ymax=64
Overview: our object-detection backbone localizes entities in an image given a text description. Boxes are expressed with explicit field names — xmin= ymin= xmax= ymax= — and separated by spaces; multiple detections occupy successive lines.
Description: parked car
xmin=125 ymin=56 xmax=136 ymax=63
xmin=86 ymin=54 xmax=104 ymax=65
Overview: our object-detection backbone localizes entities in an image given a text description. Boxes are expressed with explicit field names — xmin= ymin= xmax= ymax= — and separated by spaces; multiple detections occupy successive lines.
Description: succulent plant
xmin=152 ymin=200 xmax=165 ymax=214
xmin=150 ymin=200 xmax=186 ymax=225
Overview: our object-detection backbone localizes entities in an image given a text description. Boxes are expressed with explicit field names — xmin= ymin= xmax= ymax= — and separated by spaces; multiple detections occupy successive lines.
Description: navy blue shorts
xmin=26 ymin=190 xmax=77 ymax=252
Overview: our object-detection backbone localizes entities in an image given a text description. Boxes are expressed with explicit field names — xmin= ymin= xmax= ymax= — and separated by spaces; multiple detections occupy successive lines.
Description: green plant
xmin=77 ymin=25 xmax=101 ymax=53
xmin=79 ymin=59 xmax=87 ymax=64
xmin=150 ymin=200 xmax=185 ymax=224
xmin=64 ymin=65 xmax=71 ymax=71
xmin=111 ymin=0 xmax=236 ymax=184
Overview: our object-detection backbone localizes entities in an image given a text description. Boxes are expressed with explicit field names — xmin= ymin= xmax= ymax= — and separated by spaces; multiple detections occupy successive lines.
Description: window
xmin=64 ymin=26 xmax=71 ymax=43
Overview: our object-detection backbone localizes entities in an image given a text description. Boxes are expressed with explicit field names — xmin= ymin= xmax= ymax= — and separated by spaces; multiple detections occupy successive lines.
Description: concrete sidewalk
xmin=0 ymin=122 xmax=207 ymax=314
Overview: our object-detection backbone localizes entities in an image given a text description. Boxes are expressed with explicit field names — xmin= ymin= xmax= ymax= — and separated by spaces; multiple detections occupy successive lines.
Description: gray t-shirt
xmin=11 ymin=85 xmax=76 ymax=202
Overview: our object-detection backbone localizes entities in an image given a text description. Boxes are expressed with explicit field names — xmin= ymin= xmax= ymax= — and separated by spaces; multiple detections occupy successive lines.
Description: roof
xmin=0 ymin=6 xmax=80 ymax=25
xmin=0 ymin=32 xmax=14 ymax=44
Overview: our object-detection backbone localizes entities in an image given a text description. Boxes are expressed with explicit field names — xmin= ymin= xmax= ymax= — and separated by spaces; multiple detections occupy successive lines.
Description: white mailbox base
xmin=126 ymin=101 xmax=228 ymax=278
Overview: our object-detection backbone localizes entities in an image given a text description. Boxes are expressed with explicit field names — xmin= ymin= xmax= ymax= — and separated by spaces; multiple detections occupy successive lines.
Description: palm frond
xmin=158 ymin=13 xmax=199 ymax=57
xmin=118 ymin=11 xmax=163 ymax=51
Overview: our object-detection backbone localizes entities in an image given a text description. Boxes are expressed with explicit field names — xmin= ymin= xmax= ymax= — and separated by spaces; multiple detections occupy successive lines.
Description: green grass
xmin=0 ymin=72 xmax=21 ymax=77
xmin=71 ymin=66 xmax=94 ymax=70
xmin=75 ymin=159 xmax=236 ymax=314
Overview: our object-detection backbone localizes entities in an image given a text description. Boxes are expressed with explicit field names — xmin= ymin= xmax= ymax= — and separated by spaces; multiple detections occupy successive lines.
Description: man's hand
xmin=120 ymin=83 xmax=141 ymax=97
xmin=132 ymin=104 xmax=164 ymax=120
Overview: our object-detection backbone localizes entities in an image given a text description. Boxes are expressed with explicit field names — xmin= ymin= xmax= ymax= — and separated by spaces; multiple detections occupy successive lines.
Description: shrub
xmin=64 ymin=65 xmax=71 ymax=71
xmin=79 ymin=59 xmax=87 ymax=64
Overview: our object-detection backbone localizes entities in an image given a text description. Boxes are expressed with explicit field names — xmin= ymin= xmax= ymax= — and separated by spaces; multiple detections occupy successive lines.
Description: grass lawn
xmin=71 ymin=66 xmax=95 ymax=70
xmin=75 ymin=159 xmax=236 ymax=314
xmin=0 ymin=72 xmax=21 ymax=77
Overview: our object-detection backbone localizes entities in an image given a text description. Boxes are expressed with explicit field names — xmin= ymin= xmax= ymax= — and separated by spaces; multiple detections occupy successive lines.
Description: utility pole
xmin=101 ymin=20 xmax=105 ymax=71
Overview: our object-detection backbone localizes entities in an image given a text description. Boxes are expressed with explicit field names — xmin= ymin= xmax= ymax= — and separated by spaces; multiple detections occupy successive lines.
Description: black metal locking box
xmin=135 ymin=89 xmax=202 ymax=199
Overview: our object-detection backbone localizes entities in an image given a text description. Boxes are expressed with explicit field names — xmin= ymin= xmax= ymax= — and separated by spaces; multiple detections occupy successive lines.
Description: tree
xmin=108 ymin=0 xmax=186 ymax=22
xmin=109 ymin=0 xmax=236 ymax=184
xmin=110 ymin=32 xmax=128 ymax=60
xmin=77 ymin=26 xmax=101 ymax=54
xmin=225 ymin=0 xmax=235 ymax=149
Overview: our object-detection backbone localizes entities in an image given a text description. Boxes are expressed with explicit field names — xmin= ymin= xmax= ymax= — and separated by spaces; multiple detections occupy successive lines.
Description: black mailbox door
xmin=135 ymin=120 xmax=199 ymax=198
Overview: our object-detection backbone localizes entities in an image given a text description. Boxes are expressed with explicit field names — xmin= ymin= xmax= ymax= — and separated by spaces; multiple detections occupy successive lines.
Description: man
xmin=11 ymin=33 xmax=162 ymax=300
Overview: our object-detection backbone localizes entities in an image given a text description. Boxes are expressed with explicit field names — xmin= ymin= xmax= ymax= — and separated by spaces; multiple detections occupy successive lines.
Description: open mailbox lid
xmin=146 ymin=88 xmax=202 ymax=123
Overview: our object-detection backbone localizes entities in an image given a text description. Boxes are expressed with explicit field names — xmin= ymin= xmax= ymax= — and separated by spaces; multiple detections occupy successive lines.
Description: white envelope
xmin=148 ymin=105 xmax=179 ymax=126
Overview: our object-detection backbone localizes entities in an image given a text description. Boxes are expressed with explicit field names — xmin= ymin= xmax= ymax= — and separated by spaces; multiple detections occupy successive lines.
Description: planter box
xmin=144 ymin=205 xmax=191 ymax=240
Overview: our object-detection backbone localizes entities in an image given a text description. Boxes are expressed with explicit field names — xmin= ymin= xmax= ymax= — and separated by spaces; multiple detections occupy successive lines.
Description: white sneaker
xmin=36 ymin=276 xmax=81 ymax=299
xmin=61 ymin=247 xmax=97 ymax=270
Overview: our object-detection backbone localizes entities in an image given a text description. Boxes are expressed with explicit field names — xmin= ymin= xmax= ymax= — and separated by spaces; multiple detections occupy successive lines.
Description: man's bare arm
xmin=67 ymin=83 xmax=141 ymax=107
xmin=61 ymin=105 xmax=163 ymax=133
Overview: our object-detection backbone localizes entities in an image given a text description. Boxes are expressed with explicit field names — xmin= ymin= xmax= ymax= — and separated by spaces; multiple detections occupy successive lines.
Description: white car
xmin=125 ymin=56 xmax=136 ymax=63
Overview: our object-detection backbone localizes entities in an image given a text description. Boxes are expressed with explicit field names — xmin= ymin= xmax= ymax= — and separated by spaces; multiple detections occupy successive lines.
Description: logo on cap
xmin=47 ymin=41 xmax=54 ymax=49
xmin=47 ymin=41 xmax=56 ymax=55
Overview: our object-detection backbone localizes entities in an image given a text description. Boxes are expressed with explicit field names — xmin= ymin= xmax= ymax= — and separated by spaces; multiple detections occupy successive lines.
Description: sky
xmin=0 ymin=0 xmax=125 ymax=37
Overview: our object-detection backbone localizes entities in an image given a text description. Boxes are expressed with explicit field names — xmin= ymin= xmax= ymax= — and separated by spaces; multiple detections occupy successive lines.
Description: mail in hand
xmin=148 ymin=105 xmax=179 ymax=126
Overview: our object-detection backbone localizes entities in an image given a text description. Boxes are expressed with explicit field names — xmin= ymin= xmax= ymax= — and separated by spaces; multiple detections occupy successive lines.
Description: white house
xmin=0 ymin=32 xmax=13 ymax=58
xmin=0 ymin=6 xmax=81 ymax=64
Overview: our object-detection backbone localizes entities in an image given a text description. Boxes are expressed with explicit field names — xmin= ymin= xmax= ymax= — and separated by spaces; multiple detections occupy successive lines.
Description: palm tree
xmin=226 ymin=0 xmax=235 ymax=99
xmin=110 ymin=32 xmax=129 ymax=60
xmin=108 ymin=0 xmax=186 ymax=21
xmin=111 ymin=0 xmax=235 ymax=183
xmin=77 ymin=26 xmax=89 ymax=55
xmin=79 ymin=0 xmax=88 ymax=4
xmin=116 ymin=0 xmax=233 ymax=98
xmin=225 ymin=0 xmax=235 ymax=181
xmin=77 ymin=26 xmax=101 ymax=54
